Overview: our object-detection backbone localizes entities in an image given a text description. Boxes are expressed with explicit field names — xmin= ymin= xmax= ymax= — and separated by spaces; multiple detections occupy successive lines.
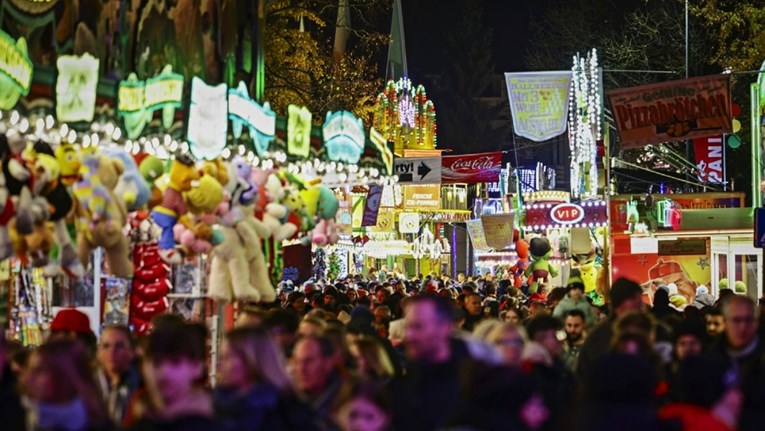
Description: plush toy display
xmin=138 ymin=155 xmax=165 ymax=209
xmin=173 ymin=174 xmax=224 ymax=255
xmin=0 ymin=132 xmax=34 ymax=235
xmin=524 ymin=237 xmax=558 ymax=294
xmin=151 ymin=153 xmax=199 ymax=264
xmin=103 ymin=148 xmax=151 ymax=212
xmin=54 ymin=142 xmax=81 ymax=186
xmin=312 ymin=219 xmax=339 ymax=246
xmin=262 ymin=173 xmax=297 ymax=241
xmin=73 ymin=153 xmax=134 ymax=279
xmin=509 ymin=239 xmax=530 ymax=288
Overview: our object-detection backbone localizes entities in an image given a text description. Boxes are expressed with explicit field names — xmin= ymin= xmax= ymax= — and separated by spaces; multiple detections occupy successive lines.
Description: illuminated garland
xmin=372 ymin=77 xmax=437 ymax=152
xmin=568 ymin=49 xmax=601 ymax=198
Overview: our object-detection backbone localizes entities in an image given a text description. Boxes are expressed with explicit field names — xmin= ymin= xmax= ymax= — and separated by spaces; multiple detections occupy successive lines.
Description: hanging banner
xmin=281 ymin=244 xmax=313 ymax=284
xmin=480 ymin=213 xmax=515 ymax=250
xmin=322 ymin=111 xmax=365 ymax=164
xmin=228 ymin=81 xmax=276 ymax=155
xmin=118 ymin=65 xmax=184 ymax=139
xmin=466 ymin=219 xmax=490 ymax=253
xmin=504 ymin=71 xmax=572 ymax=142
xmin=607 ymin=74 xmax=732 ymax=149
xmin=403 ymin=184 xmax=441 ymax=209
xmin=56 ymin=54 xmax=100 ymax=123
xmin=441 ymin=152 xmax=502 ymax=184
xmin=361 ymin=185 xmax=383 ymax=227
xmin=693 ymin=136 xmax=725 ymax=184
xmin=0 ymin=31 xmax=33 ymax=110
xmin=187 ymin=77 xmax=228 ymax=160
xmin=288 ymin=105 xmax=312 ymax=158
xmin=371 ymin=211 xmax=394 ymax=232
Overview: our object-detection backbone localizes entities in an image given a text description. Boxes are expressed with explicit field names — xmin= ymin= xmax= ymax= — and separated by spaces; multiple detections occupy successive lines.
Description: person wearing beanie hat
xmin=576 ymin=278 xmax=643 ymax=381
xmin=691 ymin=285 xmax=715 ymax=309
xmin=49 ymin=309 xmax=98 ymax=358
xmin=553 ymin=277 xmax=597 ymax=327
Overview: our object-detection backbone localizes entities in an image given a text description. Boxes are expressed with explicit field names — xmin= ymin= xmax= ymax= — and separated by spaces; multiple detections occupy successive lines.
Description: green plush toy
xmin=524 ymin=237 xmax=559 ymax=294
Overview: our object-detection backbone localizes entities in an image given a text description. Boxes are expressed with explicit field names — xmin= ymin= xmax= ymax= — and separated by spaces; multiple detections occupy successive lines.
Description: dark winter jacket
xmin=214 ymin=382 xmax=320 ymax=431
xmin=0 ymin=365 xmax=24 ymax=431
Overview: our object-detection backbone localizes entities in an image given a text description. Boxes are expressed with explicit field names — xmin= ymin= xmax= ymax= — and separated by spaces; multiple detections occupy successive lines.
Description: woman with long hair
xmin=24 ymin=338 xmax=111 ymax=431
xmin=349 ymin=337 xmax=394 ymax=384
xmin=214 ymin=327 xmax=319 ymax=430
xmin=489 ymin=322 xmax=528 ymax=368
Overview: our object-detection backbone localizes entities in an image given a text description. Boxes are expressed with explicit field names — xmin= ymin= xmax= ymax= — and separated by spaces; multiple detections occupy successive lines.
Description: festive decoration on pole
xmin=56 ymin=54 xmax=100 ymax=123
xmin=187 ymin=77 xmax=228 ymax=160
xmin=373 ymin=77 xmax=437 ymax=153
xmin=568 ymin=49 xmax=601 ymax=198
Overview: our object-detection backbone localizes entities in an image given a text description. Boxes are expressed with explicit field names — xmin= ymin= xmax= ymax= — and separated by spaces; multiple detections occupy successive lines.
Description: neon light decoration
xmin=372 ymin=77 xmax=437 ymax=153
xmin=370 ymin=127 xmax=394 ymax=176
xmin=568 ymin=49 xmax=601 ymax=198
xmin=287 ymin=105 xmax=312 ymax=158
xmin=322 ymin=111 xmax=365 ymax=164
xmin=56 ymin=53 xmax=100 ymax=123
xmin=228 ymin=81 xmax=276 ymax=156
xmin=187 ymin=77 xmax=228 ymax=160
xmin=0 ymin=30 xmax=33 ymax=110
xmin=118 ymin=65 xmax=184 ymax=139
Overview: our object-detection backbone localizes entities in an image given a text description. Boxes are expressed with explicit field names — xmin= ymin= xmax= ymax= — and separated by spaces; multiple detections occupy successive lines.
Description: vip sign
xmin=322 ymin=111 xmax=365 ymax=164
xmin=56 ymin=54 xmax=100 ymax=123
xmin=0 ymin=31 xmax=33 ymax=110
xmin=228 ymin=81 xmax=276 ymax=156
xmin=693 ymin=136 xmax=724 ymax=184
xmin=550 ymin=203 xmax=585 ymax=224
xmin=187 ymin=77 xmax=228 ymax=160
xmin=118 ymin=65 xmax=184 ymax=139
xmin=288 ymin=105 xmax=312 ymax=158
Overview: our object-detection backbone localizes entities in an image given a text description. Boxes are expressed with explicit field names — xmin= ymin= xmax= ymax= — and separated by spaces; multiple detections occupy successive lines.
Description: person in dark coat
xmin=0 ymin=334 xmax=25 ymax=431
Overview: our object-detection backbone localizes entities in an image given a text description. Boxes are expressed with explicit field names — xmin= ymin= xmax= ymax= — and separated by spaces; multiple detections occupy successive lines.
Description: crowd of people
xmin=1 ymin=269 xmax=764 ymax=431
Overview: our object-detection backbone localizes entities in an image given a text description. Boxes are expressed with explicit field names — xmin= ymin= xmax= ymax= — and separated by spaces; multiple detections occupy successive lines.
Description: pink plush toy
xmin=312 ymin=219 xmax=340 ymax=246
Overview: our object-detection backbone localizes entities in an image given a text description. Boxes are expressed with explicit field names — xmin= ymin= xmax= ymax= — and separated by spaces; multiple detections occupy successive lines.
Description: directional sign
xmin=393 ymin=157 xmax=441 ymax=184
xmin=755 ymin=208 xmax=765 ymax=248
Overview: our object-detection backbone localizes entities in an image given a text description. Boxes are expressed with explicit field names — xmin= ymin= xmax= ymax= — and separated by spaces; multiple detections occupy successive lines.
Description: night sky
xmin=401 ymin=0 xmax=535 ymax=78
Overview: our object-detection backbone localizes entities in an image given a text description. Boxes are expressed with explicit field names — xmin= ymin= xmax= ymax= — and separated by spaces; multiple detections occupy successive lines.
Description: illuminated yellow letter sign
xmin=56 ymin=53 xmax=100 ymax=123
xmin=0 ymin=30 xmax=33 ymax=110
xmin=287 ymin=105 xmax=312 ymax=158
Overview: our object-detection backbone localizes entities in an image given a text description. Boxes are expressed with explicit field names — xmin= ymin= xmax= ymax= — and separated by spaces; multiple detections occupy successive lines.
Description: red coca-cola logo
xmin=449 ymin=156 xmax=498 ymax=171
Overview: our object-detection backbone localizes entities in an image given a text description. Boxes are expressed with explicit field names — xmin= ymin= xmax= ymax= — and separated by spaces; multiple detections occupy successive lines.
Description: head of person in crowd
xmin=705 ymin=307 xmax=726 ymax=337
xmin=374 ymin=305 xmax=392 ymax=325
xmin=566 ymin=279 xmax=586 ymax=301
xmin=464 ymin=292 xmax=483 ymax=317
xmin=610 ymin=277 xmax=644 ymax=317
xmin=526 ymin=315 xmax=564 ymax=360
xmin=528 ymin=301 xmax=548 ymax=318
xmin=672 ymin=320 xmax=705 ymax=362
xmin=97 ymin=325 xmax=136 ymax=386
xmin=263 ymin=309 xmax=300 ymax=353
xmin=502 ymin=307 xmax=525 ymax=325
xmin=287 ymin=291 xmax=307 ymax=314
xmin=24 ymin=338 xmax=109 ymax=430
xmin=610 ymin=331 xmax=654 ymax=357
xmin=333 ymin=380 xmax=391 ymax=431
xmin=217 ymin=326 xmax=294 ymax=396
xmin=717 ymin=288 xmax=735 ymax=306
xmin=349 ymin=337 xmax=395 ymax=383
xmin=292 ymin=334 xmax=340 ymax=399
xmin=48 ymin=308 xmax=97 ymax=357
xmin=403 ymin=295 xmax=455 ymax=363
xmin=236 ymin=305 xmax=267 ymax=328
xmin=143 ymin=315 xmax=209 ymax=415
xmin=564 ymin=309 xmax=587 ymax=344
xmin=298 ymin=317 xmax=327 ymax=338
xmin=489 ymin=322 xmax=528 ymax=367
xmin=375 ymin=286 xmax=391 ymax=306
xmin=347 ymin=288 xmax=359 ymax=304
xmin=722 ymin=295 xmax=757 ymax=350
xmin=547 ymin=287 xmax=568 ymax=309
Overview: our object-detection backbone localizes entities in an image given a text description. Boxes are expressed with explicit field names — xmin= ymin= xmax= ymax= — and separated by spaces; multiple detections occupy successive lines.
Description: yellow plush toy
xmin=73 ymin=153 xmax=133 ymax=278
xmin=54 ymin=142 xmax=81 ymax=186
xmin=173 ymin=174 xmax=224 ymax=255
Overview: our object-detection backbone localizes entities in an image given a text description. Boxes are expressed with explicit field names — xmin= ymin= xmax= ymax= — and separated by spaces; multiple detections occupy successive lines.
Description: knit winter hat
xmin=696 ymin=285 xmax=709 ymax=296
xmin=50 ymin=309 xmax=92 ymax=335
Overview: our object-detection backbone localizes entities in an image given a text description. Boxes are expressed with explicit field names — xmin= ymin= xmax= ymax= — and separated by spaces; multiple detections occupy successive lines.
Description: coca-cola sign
xmin=442 ymin=152 xmax=502 ymax=184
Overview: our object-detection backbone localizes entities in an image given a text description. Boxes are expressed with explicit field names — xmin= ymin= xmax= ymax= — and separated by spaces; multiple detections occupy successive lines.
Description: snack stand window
xmin=711 ymin=236 xmax=763 ymax=299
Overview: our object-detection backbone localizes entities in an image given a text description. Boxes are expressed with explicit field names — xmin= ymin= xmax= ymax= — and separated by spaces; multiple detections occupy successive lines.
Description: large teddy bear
xmin=73 ymin=153 xmax=133 ymax=278
xmin=172 ymin=174 xmax=224 ymax=255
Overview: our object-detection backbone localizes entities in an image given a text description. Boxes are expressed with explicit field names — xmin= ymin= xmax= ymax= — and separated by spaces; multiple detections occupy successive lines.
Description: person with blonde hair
xmin=24 ymin=338 xmax=111 ymax=431
xmin=349 ymin=337 xmax=395 ymax=384
xmin=489 ymin=322 xmax=528 ymax=367
xmin=214 ymin=327 xmax=319 ymax=430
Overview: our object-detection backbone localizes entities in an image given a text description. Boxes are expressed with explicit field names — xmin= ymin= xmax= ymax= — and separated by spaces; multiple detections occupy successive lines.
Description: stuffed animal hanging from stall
xmin=172 ymin=173 xmax=225 ymax=255
xmin=151 ymin=153 xmax=199 ymax=264
xmin=73 ymin=152 xmax=133 ymax=278
xmin=524 ymin=237 xmax=558 ymax=294
xmin=509 ymin=238 xmax=530 ymax=288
